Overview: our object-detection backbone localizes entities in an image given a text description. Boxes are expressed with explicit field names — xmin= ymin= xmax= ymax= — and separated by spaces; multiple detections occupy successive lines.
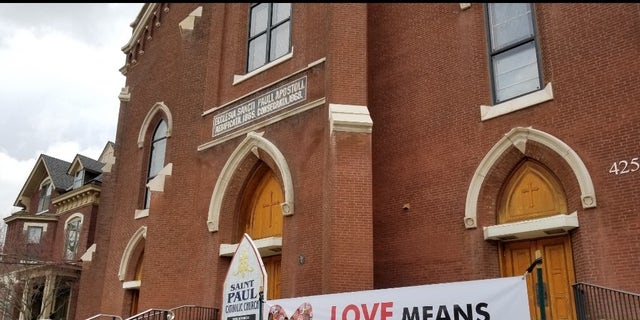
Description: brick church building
xmin=11 ymin=3 xmax=640 ymax=320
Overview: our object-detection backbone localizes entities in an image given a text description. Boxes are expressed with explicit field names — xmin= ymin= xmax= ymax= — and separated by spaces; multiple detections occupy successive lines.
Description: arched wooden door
xmin=244 ymin=169 xmax=283 ymax=300
xmin=246 ymin=171 xmax=284 ymax=239
xmin=498 ymin=160 xmax=577 ymax=320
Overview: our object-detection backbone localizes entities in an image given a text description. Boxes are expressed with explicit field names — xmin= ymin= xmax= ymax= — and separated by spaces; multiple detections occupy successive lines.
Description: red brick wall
xmin=76 ymin=174 xmax=116 ymax=318
xmin=77 ymin=3 xmax=640 ymax=319
xmin=368 ymin=3 xmax=640 ymax=292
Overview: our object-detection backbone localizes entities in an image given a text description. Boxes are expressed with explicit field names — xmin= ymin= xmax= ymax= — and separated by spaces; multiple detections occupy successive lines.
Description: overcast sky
xmin=0 ymin=3 xmax=144 ymax=220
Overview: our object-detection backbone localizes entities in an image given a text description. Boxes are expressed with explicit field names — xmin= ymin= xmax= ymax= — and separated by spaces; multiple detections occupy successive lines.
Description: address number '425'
xmin=610 ymin=158 xmax=640 ymax=175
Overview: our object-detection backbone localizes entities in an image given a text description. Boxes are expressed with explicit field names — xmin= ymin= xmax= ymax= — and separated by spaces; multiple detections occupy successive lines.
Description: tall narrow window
xmin=144 ymin=119 xmax=167 ymax=209
xmin=73 ymin=169 xmax=85 ymax=189
xmin=26 ymin=225 xmax=44 ymax=259
xmin=64 ymin=217 xmax=82 ymax=260
xmin=247 ymin=3 xmax=292 ymax=72
xmin=37 ymin=182 xmax=52 ymax=213
xmin=487 ymin=3 xmax=542 ymax=103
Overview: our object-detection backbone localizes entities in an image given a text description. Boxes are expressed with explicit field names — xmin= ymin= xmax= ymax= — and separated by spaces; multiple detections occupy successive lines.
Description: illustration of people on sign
xmin=268 ymin=303 xmax=312 ymax=320
xmin=268 ymin=304 xmax=288 ymax=320
xmin=291 ymin=302 xmax=312 ymax=320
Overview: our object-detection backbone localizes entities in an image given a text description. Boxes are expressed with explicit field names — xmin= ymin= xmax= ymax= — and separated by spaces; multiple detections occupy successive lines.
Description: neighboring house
xmin=40 ymin=3 xmax=640 ymax=320
xmin=1 ymin=142 xmax=114 ymax=320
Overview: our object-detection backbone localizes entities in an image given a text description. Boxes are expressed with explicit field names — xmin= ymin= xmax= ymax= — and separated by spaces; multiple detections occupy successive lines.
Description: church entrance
xmin=501 ymin=236 xmax=576 ymax=320
xmin=497 ymin=160 xmax=577 ymax=320
xmin=242 ymin=167 xmax=283 ymax=300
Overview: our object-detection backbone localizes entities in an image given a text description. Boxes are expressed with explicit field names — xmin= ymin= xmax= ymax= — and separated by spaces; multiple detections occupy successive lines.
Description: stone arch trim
xmin=63 ymin=212 xmax=84 ymax=228
xmin=464 ymin=126 xmax=596 ymax=229
xmin=39 ymin=177 xmax=52 ymax=189
xmin=118 ymin=226 xmax=147 ymax=281
xmin=208 ymin=131 xmax=294 ymax=232
xmin=137 ymin=101 xmax=173 ymax=148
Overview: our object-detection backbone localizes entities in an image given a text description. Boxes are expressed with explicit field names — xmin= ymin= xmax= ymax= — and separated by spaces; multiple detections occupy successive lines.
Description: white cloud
xmin=0 ymin=151 xmax=35 ymax=217
xmin=0 ymin=3 xmax=143 ymax=221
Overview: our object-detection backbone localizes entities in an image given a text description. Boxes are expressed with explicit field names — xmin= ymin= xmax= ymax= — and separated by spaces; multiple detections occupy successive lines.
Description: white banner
xmin=264 ymin=276 xmax=530 ymax=320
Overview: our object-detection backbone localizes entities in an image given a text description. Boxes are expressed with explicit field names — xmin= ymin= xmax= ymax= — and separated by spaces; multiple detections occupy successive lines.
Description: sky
xmin=0 ymin=3 xmax=144 ymax=221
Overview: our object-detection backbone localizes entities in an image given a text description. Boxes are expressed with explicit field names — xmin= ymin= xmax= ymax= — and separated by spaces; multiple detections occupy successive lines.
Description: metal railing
xmin=87 ymin=306 xmax=218 ymax=320
xmin=86 ymin=314 xmax=123 ymax=320
xmin=573 ymin=282 xmax=640 ymax=320
xmin=170 ymin=305 xmax=219 ymax=320
xmin=126 ymin=309 xmax=175 ymax=320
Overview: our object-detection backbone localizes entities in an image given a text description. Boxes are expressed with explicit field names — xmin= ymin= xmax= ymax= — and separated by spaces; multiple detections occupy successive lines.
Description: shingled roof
xmin=77 ymin=154 xmax=105 ymax=174
xmin=13 ymin=150 xmax=107 ymax=209
xmin=70 ymin=154 xmax=105 ymax=186
xmin=41 ymin=154 xmax=73 ymax=191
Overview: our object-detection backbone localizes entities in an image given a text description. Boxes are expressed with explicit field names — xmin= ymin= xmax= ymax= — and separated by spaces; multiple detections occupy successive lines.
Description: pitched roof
xmin=14 ymin=151 xmax=106 ymax=208
xmin=77 ymin=154 xmax=105 ymax=173
xmin=41 ymin=154 xmax=73 ymax=190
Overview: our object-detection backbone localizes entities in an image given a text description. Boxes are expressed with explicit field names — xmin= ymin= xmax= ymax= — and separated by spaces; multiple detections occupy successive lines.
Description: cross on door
xmin=262 ymin=191 xmax=280 ymax=227
xmin=521 ymin=180 xmax=540 ymax=208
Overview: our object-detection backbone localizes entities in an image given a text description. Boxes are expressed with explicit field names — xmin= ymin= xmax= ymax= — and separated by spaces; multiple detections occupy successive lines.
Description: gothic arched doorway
xmin=239 ymin=165 xmax=283 ymax=300
xmin=498 ymin=160 xmax=577 ymax=320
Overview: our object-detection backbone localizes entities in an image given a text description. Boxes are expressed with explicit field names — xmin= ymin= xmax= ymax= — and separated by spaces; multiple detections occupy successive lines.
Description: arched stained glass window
xmin=144 ymin=119 xmax=167 ymax=209
xmin=64 ymin=217 xmax=82 ymax=260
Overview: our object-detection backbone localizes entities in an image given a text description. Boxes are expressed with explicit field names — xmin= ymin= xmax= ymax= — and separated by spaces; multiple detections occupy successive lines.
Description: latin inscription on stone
xmin=213 ymin=76 xmax=307 ymax=136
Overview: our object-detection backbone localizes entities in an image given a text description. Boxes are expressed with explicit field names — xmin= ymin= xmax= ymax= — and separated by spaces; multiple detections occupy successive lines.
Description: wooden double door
xmin=501 ymin=236 xmax=577 ymax=320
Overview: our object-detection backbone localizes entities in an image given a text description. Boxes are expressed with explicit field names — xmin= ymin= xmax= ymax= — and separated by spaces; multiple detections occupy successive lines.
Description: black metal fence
xmin=573 ymin=282 xmax=640 ymax=320
xmin=170 ymin=305 xmax=219 ymax=320
xmin=88 ymin=306 xmax=218 ymax=320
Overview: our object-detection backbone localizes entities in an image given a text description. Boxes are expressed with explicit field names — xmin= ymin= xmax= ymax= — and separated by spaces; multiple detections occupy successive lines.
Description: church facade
xmin=75 ymin=3 xmax=640 ymax=320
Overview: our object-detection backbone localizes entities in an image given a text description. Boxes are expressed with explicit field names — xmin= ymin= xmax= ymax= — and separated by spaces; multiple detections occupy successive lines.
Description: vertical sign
xmin=222 ymin=233 xmax=267 ymax=320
